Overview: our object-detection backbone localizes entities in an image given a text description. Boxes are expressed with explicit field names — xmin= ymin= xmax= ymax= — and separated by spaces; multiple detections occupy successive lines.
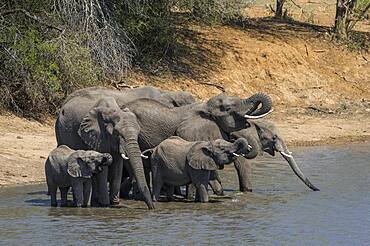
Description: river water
xmin=0 ymin=144 xmax=369 ymax=245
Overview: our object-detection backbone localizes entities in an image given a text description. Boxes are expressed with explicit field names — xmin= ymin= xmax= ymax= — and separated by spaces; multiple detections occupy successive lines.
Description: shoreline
xmin=0 ymin=113 xmax=369 ymax=187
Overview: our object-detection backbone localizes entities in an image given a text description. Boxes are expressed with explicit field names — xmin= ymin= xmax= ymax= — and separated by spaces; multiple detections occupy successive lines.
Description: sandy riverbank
xmin=0 ymin=112 xmax=369 ymax=187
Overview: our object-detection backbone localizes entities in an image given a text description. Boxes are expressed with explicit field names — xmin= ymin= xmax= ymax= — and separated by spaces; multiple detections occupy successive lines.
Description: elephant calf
xmin=148 ymin=136 xmax=253 ymax=202
xmin=45 ymin=145 xmax=112 ymax=207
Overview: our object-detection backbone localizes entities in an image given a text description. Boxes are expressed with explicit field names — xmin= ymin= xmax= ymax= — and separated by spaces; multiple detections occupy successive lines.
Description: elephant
xmin=147 ymin=136 xmax=256 ymax=202
xmin=56 ymin=86 xmax=272 ymax=209
xmin=45 ymin=145 xmax=113 ymax=207
xmin=56 ymin=86 xmax=196 ymax=209
xmin=62 ymin=86 xmax=195 ymax=108
xmin=228 ymin=120 xmax=320 ymax=192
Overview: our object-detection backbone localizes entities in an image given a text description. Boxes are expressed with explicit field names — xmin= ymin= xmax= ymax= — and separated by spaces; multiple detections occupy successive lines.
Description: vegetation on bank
xmin=0 ymin=0 xmax=369 ymax=118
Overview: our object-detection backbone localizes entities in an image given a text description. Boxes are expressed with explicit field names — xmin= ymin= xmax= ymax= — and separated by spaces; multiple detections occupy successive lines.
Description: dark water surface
xmin=0 ymin=144 xmax=369 ymax=245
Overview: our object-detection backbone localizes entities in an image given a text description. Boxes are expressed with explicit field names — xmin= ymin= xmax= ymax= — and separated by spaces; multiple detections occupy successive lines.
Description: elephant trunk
xmin=122 ymin=137 xmax=155 ymax=209
xmin=242 ymin=92 xmax=272 ymax=118
xmin=240 ymin=136 xmax=259 ymax=159
xmin=274 ymin=142 xmax=318 ymax=192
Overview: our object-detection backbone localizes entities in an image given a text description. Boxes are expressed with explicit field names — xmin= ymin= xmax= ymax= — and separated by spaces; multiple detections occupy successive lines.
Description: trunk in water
xmin=334 ymin=0 xmax=357 ymax=39
xmin=281 ymin=153 xmax=320 ymax=191
xmin=125 ymin=138 xmax=155 ymax=209
xmin=275 ymin=0 xmax=286 ymax=18
xmin=276 ymin=140 xmax=319 ymax=191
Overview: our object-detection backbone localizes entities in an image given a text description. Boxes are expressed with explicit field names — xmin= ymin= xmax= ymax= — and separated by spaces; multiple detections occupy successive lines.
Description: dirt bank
xmin=0 ymin=112 xmax=369 ymax=187
xmin=1 ymin=4 xmax=369 ymax=187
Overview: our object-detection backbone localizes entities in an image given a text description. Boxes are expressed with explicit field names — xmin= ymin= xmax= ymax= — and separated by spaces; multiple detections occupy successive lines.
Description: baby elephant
xmin=150 ymin=136 xmax=252 ymax=202
xmin=45 ymin=145 xmax=112 ymax=207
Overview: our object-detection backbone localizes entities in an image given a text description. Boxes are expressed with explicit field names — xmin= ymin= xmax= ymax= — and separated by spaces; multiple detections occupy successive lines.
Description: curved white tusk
xmin=141 ymin=154 xmax=149 ymax=159
xmin=280 ymin=151 xmax=293 ymax=159
xmin=121 ymin=153 xmax=129 ymax=160
xmin=232 ymin=153 xmax=240 ymax=157
xmin=244 ymin=109 xmax=273 ymax=119
xmin=248 ymin=144 xmax=253 ymax=149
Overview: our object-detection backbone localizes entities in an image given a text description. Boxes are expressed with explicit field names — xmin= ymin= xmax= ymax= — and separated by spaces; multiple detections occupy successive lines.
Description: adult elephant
xmin=56 ymin=90 xmax=272 ymax=208
xmin=229 ymin=120 xmax=320 ymax=192
xmin=56 ymin=86 xmax=195 ymax=209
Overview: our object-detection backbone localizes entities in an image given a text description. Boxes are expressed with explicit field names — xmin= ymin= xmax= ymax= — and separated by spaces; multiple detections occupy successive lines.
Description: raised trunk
xmin=240 ymin=136 xmax=259 ymax=159
xmin=243 ymin=92 xmax=272 ymax=117
xmin=124 ymin=138 xmax=155 ymax=209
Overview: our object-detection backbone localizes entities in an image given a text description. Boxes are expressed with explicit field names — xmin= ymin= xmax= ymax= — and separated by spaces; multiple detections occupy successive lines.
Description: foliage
xmin=177 ymin=0 xmax=253 ymax=23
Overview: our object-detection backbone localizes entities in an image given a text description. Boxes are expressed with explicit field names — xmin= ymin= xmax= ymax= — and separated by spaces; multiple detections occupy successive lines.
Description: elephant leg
xmin=108 ymin=155 xmax=123 ymax=205
xmin=194 ymin=182 xmax=209 ymax=203
xmin=167 ymin=185 xmax=175 ymax=201
xmin=59 ymin=186 xmax=69 ymax=207
xmin=49 ymin=186 xmax=58 ymax=207
xmin=191 ymin=170 xmax=210 ymax=203
xmin=208 ymin=171 xmax=224 ymax=196
xmin=144 ymin=167 xmax=151 ymax=193
xmin=72 ymin=180 xmax=84 ymax=207
xmin=234 ymin=158 xmax=253 ymax=192
xmin=186 ymin=183 xmax=196 ymax=200
xmin=120 ymin=176 xmax=133 ymax=199
xmin=151 ymin=165 xmax=162 ymax=202
xmin=83 ymin=180 xmax=92 ymax=207
xmin=91 ymin=167 xmax=109 ymax=207
xmin=90 ymin=175 xmax=99 ymax=207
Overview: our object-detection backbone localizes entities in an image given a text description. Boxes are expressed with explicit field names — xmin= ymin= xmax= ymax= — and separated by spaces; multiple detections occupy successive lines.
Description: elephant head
xmin=205 ymin=92 xmax=272 ymax=133
xmin=67 ymin=151 xmax=112 ymax=178
xmin=231 ymin=120 xmax=319 ymax=191
xmin=187 ymin=138 xmax=253 ymax=170
xmin=78 ymin=97 xmax=155 ymax=209
xmin=176 ymin=92 xmax=272 ymax=142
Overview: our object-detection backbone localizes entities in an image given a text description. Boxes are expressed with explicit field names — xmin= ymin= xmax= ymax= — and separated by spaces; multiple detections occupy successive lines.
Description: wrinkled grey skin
xmin=228 ymin=120 xmax=320 ymax=192
xmin=56 ymin=86 xmax=271 ymax=209
xmin=149 ymin=136 xmax=252 ymax=202
xmin=56 ymin=87 xmax=196 ymax=209
xmin=45 ymin=145 xmax=112 ymax=207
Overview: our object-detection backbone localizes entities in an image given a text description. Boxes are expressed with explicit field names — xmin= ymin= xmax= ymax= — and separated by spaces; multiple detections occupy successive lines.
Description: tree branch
xmin=0 ymin=8 xmax=64 ymax=32
xmin=348 ymin=3 xmax=370 ymax=31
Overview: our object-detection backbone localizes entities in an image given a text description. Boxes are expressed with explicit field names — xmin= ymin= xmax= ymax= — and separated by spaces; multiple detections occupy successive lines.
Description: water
xmin=0 ymin=144 xmax=369 ymax=245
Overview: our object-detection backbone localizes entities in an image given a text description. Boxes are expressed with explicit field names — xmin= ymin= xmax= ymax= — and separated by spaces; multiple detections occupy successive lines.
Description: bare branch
xmin=348 ymin=2 xmax=370 ymax=30
xmin=1 ymin=8 xmax=64 ymax=32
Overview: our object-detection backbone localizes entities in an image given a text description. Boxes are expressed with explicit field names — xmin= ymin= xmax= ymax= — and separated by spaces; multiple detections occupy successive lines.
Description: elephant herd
xmin=46 ymin=86 xmax=319 ymax=209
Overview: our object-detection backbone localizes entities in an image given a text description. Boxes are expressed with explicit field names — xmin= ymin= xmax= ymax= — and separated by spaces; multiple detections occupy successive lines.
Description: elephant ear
xmin=176 ymin=114 xmax=225 ymax=141
xmin=67 ymin=153 xmax=92 ymax=178
xmin=186 ymin=142 xmax=218 ymax=171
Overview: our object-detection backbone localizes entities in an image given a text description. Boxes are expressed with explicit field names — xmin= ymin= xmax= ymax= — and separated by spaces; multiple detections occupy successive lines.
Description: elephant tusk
xmin=280 ymin=151 xmax=293 ymax=159
xmin=244 ymin=109 xmax=273 ymax=119
xmin=248 ymin=144 xmax=253 ymax=149
xmin=232 ymin=153 xmax=240 ymax=157
xmin=141 ymin=154 xmax=149 ymax=159
xmin=121 ymin=153 xmax=129 ymax=160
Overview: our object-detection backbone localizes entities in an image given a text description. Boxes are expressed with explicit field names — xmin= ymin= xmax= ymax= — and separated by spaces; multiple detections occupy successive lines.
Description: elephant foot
xmin=110 ymin=196 xmax=120 ymax=205
xmin=99 ymin=203 xmax=111 ymax=208
xmin=213 ymin=189 xmax=224 ymax=196
xmin=240 ymin=187 xmax=252 ymax=192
